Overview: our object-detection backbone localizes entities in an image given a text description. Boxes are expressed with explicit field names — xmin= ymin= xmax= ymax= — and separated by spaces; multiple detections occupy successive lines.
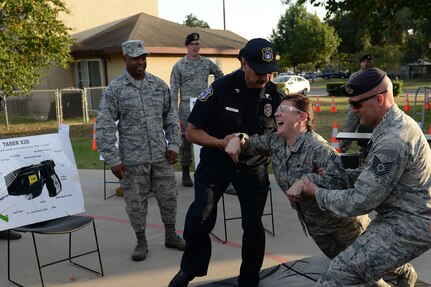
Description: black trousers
xmin=180 ymin=158 xmax=270 ymax=287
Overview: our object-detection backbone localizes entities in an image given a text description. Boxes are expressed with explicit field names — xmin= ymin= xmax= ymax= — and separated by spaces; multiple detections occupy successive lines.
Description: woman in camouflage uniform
xmin=226 ymin=94 xmax=370 ymax=259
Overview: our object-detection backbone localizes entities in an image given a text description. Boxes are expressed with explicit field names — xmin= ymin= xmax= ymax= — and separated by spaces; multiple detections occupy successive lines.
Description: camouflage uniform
xmin=315 ymin=104 xmax=431 ymax=285
xmin=170 ymin=55 xmax=223 ymax=167
xmin=245 ymin=130 xmax=370 ymax=259
xmin=340 ymin=69 xmax=374 ymax=162
xmin=339 ymin=106 xmax=360 ymax=153
xmin=96 ymin=69 xmax=181 ymax=232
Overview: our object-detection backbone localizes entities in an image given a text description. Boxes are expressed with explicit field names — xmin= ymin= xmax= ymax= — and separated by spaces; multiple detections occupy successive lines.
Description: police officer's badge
xmin=262 ymin=47 xmax=274 ymax=62
xmin=371 ymin=156 xmax=394 ymax=176
xmin=264 ymin=103 xmax=272 ymax=117
xmin=198 ymin=86 xmax=213 ymax=102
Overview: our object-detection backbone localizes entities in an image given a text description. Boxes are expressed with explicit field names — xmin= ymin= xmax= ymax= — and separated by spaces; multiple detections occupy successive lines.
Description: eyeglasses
xmin=276 ymin=104 xmax=303 ymax=113
xmin=349 ymin=90 xmax=387 ymax=109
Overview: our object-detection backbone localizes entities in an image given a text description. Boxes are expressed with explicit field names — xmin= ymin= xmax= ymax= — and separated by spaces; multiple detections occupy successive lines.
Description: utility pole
xmin=223 ymin=0 xmax=226 ymax=30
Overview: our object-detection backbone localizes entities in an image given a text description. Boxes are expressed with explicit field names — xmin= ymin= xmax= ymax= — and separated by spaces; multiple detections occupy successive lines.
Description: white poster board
xmin=0 ymin=132 xmax=85 ymax=231
xmin=190 ymin=97 xmax=202 ymax=170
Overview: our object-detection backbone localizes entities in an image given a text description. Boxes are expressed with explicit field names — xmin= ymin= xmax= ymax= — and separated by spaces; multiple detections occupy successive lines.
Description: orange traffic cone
xmin=331 ymin=120 xmax=341 ymax=153
xmin=330 ymin=96 xmax=337 ymax=113
xmin=92 ymin=117 xmax=97 ymax=151
xmin=426 ymin=91 xmax=431 ymax=110
xmin=314 ymin=96 xmax=321 ymax=113
xmin=404 ymin=94 xmax=411 ymax=111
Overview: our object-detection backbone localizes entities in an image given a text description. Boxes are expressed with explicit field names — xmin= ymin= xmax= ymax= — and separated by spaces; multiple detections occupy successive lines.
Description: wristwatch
xmin=235 ymin=133 xmax=249 ymax=141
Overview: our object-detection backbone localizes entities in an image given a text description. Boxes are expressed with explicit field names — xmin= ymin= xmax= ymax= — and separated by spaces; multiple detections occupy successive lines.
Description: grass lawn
xmin=1 ymin=80 xmax=430 ymax=170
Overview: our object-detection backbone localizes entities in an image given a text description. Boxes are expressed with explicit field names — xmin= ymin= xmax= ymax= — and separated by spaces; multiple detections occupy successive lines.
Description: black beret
xmin=238 ymin=38 xmax=279 ymax=74
xmin=185 ymin=33 xmax=200 ymax=46
xmin=360 ymin=54 xmax=372 ymax=62
xmin=341 ymin=67 xmax=386 ymax=97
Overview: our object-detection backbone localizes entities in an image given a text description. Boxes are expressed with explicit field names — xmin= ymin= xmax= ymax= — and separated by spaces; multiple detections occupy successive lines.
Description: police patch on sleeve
xmin=371 ymin=156 xmax=395 ymax=176
xmin=198 ymin=86 xmax=213 ymax=102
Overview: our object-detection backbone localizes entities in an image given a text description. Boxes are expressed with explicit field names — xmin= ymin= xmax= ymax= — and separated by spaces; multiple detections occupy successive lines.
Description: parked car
xmin=303 ymin=72 xmax=317 ymax=79
xmin=321 ymin=70 xmax=350 ymax=79
xmin=278 ymin=71 xmax=294 ymax=76
xmin=272 ymin=75 xmax=310 ymax=95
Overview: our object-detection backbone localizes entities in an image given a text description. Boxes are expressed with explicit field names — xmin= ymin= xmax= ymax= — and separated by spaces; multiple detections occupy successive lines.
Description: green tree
xmin=183 ymin=13 xmax=210 ymax=28
xmin=271 ymin=3 xmax=340 ymax=71
xmin=281 ymin=0 xmax=430 ymax=33
xmin=282 ymin=0 xmax=429 ymax=57
xmin=326 ymin=13 xmax=372 ymax=54
xmin=0 ymin=0 xmax=74 ymax=96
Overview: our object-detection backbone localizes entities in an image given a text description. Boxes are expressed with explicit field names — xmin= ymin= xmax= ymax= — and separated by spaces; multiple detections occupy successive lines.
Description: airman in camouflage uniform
xmin=227 ymin=94 xmax=370 ymax=259
xmin=170 ymin=32 xmax=223 ymax=187
xmin=290 ymin=68 xmax=431 ymax=286
xmin=340 ymin=54 xmax=374 ymax=163
xmin=96 ymin=40 xmax=185 ymax=262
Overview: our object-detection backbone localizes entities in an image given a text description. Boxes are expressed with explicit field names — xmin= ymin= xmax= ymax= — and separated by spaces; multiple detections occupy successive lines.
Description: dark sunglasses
xmin=349 ymin=90 xmax=387 ymax=108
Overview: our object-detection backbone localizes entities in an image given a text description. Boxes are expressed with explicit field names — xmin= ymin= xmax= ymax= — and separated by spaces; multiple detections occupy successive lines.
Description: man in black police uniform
xmin=169 ymin=38 xmax=285 ymax=287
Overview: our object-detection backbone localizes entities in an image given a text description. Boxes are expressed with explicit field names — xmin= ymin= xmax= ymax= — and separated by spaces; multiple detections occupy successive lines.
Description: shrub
xmin=326 ymin=82 xmax=347 ymax=97
xmin=327 ymin=80 xmax=403 ymax=97
xmin=392 ymin=79 xmax=403 ymax=97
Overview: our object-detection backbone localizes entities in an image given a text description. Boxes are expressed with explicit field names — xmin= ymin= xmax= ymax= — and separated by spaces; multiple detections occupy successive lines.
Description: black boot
xmin=182 ymin=166 xmax=193 ymax=187
xmin=0 ymin=230 xmax=21 ymax=240
xmin=168 ymin=270 xmax=194 ymax=287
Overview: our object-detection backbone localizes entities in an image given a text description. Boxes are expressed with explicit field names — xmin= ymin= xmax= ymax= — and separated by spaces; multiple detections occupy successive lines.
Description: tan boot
xmin=115 ymin=187 xmax=124 ymax=197
xmin=396 ymin=263 xmax=417 ymax=287
xmin=165 ymin=224 xmax=186 ymax=251
xmin=181 ymin=166 xmax=193 ymax=187
xmin=132 ymin=232 xmax=148 ymax=261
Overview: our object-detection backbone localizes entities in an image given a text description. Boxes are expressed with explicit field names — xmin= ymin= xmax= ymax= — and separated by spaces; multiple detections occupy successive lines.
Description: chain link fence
xmin=0 ymin=87 xmax=106 ymax=130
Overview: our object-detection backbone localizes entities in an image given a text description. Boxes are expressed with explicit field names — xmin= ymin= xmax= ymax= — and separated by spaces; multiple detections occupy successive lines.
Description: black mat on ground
xmin=198 ymin=255 xmax=431 ymax=287
xmin=197 ymin=255 xmax=325 ymax=287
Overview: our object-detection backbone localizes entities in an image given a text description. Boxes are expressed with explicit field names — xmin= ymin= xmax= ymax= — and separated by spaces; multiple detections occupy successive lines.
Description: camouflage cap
xmin=121 ymin=40 xmax=149 ymax=57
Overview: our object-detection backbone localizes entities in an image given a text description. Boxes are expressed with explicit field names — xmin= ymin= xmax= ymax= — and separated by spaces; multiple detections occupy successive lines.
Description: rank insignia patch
xmin=371 ymin=156 xmax=394 ymax=176
xmin=198 ymin=86 xmax=213 ymax=101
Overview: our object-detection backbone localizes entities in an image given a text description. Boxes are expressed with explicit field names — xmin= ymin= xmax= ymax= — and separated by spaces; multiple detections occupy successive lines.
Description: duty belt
xmin=4 ymin=160 xmax=62 ymax=200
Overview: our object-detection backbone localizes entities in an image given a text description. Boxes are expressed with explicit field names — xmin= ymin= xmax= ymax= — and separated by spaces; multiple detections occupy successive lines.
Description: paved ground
xmin=1 ymin=170 xmax=430 ymax=287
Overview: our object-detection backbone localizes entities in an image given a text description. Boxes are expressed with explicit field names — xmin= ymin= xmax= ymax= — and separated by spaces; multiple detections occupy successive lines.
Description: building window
xmin=75 ymin=59 xmax=105 ymax=112
xmin=76 ymin=60 xmax=104 ymax=88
